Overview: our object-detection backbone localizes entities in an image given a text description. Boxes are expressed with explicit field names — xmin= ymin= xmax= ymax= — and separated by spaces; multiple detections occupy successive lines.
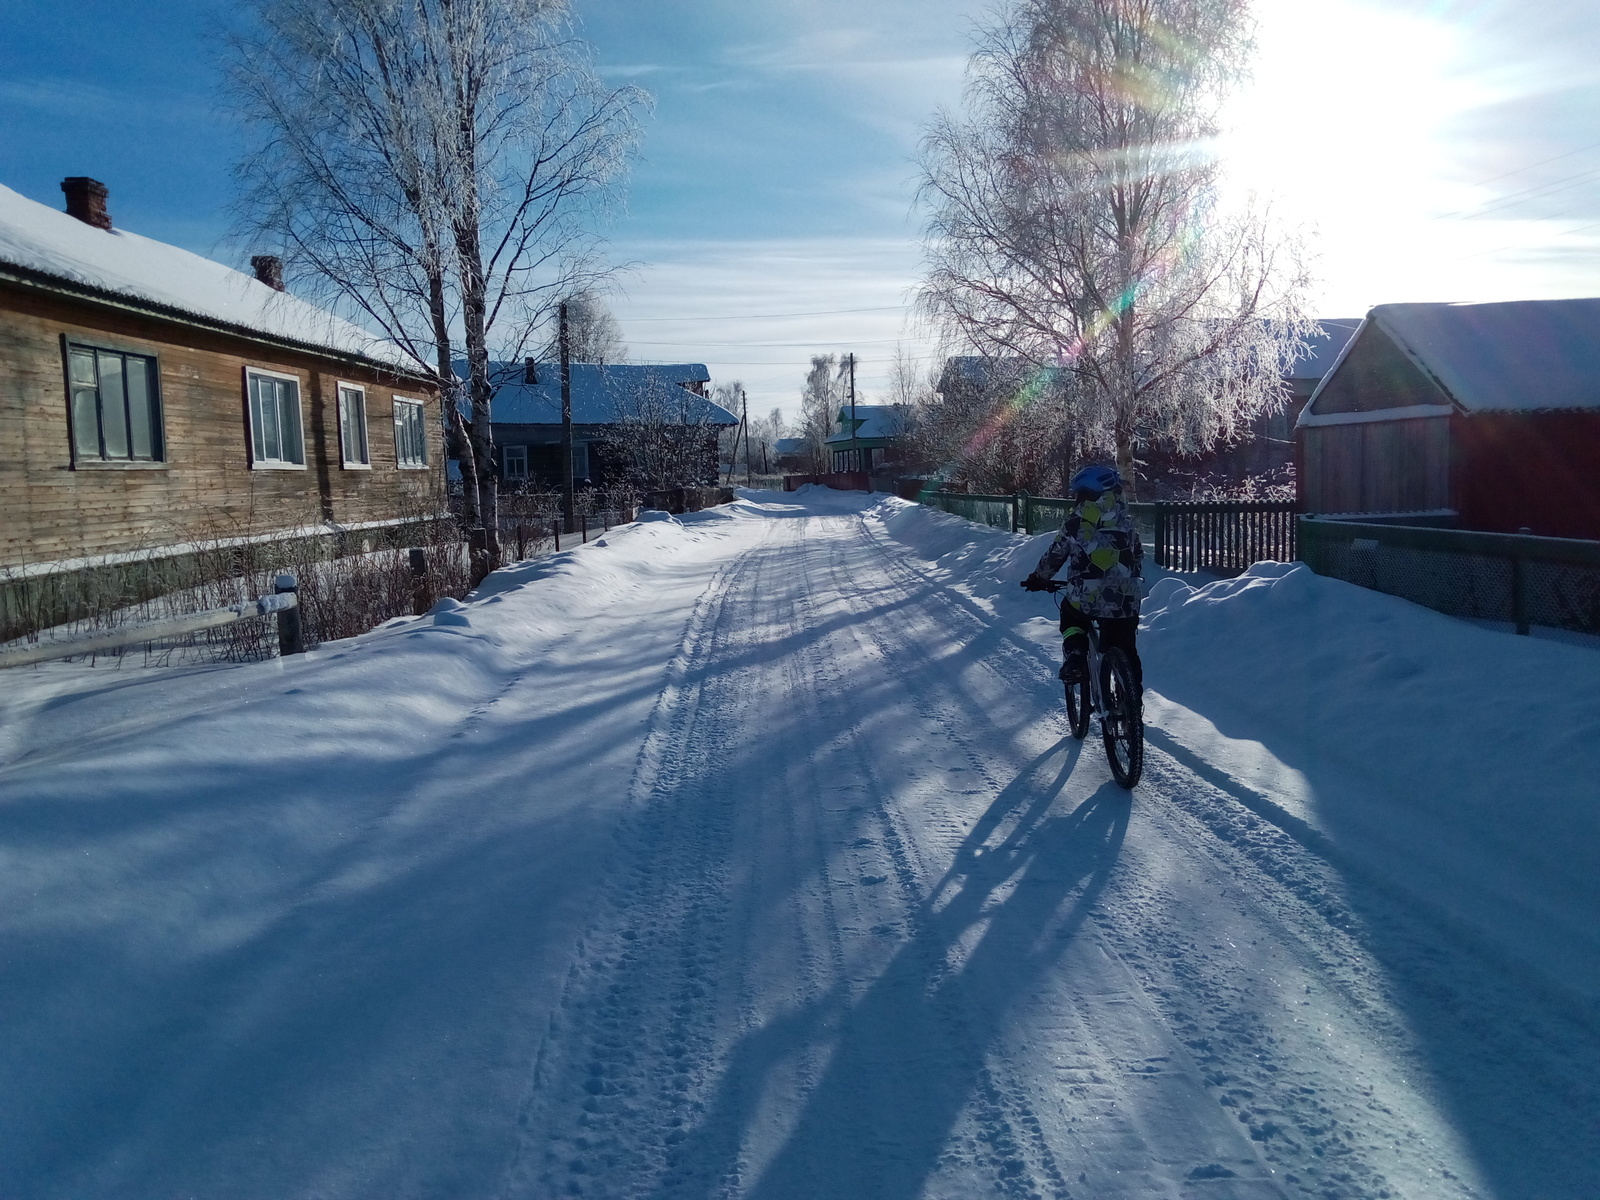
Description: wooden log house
xmin=0 ymin=178 xmax=444 ymax=607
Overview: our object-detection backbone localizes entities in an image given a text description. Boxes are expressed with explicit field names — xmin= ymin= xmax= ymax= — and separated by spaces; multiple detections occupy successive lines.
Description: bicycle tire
xmin=1063 ymin=677 xmax=1090 ymax=738
xmin=1099 ymin=647 xmax=1144 ymax=788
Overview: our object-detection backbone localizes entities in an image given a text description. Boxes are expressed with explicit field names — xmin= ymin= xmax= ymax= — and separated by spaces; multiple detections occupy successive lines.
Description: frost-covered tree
xmin=800 ymin=355 xmax=840 ymax=472
xmin=226 ymin=0 xmax=647 ymax=571
xmin=542 ymin=290 xmax=627 ymax=363
xmin=917 ymin=0 xmax=1313 ymax=496
xmin=603 ymin=375 xmax=720 ymax=492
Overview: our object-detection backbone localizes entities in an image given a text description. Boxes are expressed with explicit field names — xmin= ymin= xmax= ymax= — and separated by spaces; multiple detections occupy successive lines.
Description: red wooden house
xmin=1296 ymin=299 xmax=1600 ymax=540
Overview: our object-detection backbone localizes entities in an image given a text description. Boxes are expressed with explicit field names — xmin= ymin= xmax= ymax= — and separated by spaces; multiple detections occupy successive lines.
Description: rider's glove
xmin=1021 ymin=575 xmax=1047 ymax=592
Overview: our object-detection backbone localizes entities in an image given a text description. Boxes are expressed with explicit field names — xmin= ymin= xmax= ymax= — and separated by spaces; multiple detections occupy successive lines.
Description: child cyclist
xmin=1021 ymin=464 xmax=1145 ymax=692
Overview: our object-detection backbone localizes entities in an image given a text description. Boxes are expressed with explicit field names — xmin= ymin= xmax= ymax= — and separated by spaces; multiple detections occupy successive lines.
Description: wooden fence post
xmin=409 ymin=548 xmax=432 ymax=616
xmin=467 ymin=526 xmax=489 ymax=585
xmin=1511 ymin=556 xmax=1529 ymax=635
xmin=275 ymin=572 xmax=304 ymax=656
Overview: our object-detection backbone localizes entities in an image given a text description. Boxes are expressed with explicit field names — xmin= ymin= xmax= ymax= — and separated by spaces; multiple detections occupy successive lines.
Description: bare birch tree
xmin=917 ymin=0 xmax=1313 ymax=497
xmin=800 ymin=355 xmax=840 ymax=472
xmin=226 ymin=0 xmax=646 ymax=572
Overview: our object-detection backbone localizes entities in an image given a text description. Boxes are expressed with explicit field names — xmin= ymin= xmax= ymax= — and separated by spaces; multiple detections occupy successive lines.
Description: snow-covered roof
xmin=0 ymin=182 xmax=418 ymax=373
xmin=466 ymin=361 xmax=735 ymax=426
xmin=826 ymin=404 xmax=906 ymax=444
xmin=773 ymin=437 xmax=807 ymax=455
xmin=1304 ymin=299 xmax=1600 ymax=421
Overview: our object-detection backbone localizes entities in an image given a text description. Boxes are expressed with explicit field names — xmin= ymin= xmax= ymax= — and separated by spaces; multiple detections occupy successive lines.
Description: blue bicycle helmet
xmin=1069 ymin=464 xmax=1122 ymax=498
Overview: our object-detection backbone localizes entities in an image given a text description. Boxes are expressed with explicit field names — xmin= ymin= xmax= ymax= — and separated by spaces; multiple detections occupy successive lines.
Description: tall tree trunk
xmin=430 ymin=261 xmax=480 ymax=540
xmin=457 ymin=222 xmax=500 ymax=572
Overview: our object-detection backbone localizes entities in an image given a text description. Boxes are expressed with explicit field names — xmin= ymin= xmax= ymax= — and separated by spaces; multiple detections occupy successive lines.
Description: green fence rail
xmin=920 ymin=491 xmax=1297 ymax=575
xmin=1300 ymin=516 xmax=1600 ymax=638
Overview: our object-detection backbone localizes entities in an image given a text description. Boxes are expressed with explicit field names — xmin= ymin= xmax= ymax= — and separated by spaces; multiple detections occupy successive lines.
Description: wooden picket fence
xmin=920 ymin=491 xmax=1297 ymax=575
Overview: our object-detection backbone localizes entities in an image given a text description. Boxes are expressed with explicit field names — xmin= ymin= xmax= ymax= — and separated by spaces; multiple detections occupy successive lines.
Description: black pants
xmin=1060 ymin=611 xmax=1143 ymax=692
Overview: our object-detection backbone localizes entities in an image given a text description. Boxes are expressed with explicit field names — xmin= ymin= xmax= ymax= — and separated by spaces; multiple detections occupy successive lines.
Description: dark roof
xmin=458 ymin=361 xmax=734 ymax=426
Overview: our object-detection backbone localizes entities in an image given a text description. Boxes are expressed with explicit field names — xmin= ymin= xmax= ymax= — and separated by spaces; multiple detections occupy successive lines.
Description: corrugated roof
xmin=0 ymin=182 xmax=417 ymax=372
xmin=466 ymin=361 xmax=735 ymax=426
xmin=1303 ymin=299 xmax=1600 ymax=421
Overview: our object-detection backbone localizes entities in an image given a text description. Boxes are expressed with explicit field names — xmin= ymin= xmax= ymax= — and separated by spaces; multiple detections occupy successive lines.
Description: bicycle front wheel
xmin=1099 ymin=647 xmax=1144 ymax=788
xmin=1063 ymin=677 xmax=1090 ymax=738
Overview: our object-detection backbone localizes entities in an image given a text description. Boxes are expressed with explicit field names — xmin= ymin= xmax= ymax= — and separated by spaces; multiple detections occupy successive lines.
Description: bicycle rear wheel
xmin=1063 ymin=677 xmax=1090 ymax=738
xmin=1099 ymin=647 xmax=1144 ymax=788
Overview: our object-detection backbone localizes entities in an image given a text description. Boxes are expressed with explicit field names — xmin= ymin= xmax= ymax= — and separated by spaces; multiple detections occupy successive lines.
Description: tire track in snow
xmin=501 ymin=536 xmax=763 ymax=1197
xmin=502 ymin=515 xmax=924 ymax=1198
xmin=827 ymin=509 xmax=1315 ymax=1195
xmin=853 ymin=503 xmax=1596 ymax=1198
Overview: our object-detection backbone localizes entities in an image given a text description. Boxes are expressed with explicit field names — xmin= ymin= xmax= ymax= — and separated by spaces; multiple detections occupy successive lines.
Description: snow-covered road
xmin=2 ymin=490 xmax=1597 ymax=1199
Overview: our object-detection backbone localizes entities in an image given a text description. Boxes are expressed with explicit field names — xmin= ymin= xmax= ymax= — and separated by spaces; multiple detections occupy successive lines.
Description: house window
xmin=393 ymin=397 xmax=428 ymax=469
xmin=66 ymin=343 xmax=164 ymax=464
xmin=246 ymin=369 xmax=306 ymax=468
xmin=503 ymin=444 xmax=528 ymax=481
xmin=337 ymin=383 xmax=370 ymax=468
xmin=572 ymin=441 xmax=590 ymax=480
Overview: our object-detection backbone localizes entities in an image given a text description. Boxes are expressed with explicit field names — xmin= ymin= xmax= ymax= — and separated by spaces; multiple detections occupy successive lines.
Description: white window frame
xmin=336 ymin=381 xmax=371 ymax=469
xmin=245 ymin=367 xmax=307 ymax=470
xmin=503 ymin=444 xmax=528 ymax=481
xmin=392 ymin=396 xmax=428 ymax=469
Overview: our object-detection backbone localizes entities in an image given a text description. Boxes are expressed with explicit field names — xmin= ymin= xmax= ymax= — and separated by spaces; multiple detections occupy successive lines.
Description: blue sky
xmin=2 ymin=0 xmax=1599 ymax=418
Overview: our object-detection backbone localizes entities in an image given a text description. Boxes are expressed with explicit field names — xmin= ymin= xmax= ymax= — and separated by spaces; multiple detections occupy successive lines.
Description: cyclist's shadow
xmin=656 ymin=737 xmax=1132 ymax=1200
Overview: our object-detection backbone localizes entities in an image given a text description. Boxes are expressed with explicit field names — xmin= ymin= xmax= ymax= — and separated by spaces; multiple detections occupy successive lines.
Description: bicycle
xmin=1035 ymin=581 xmax=1144 ymax=788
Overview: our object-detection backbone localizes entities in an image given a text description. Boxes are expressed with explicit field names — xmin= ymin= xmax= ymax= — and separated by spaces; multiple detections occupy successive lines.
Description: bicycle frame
xmin=1033 ymin=578 xmax=1144 ymax=788
xmin=1053 ymin=591 xmax=1111 ymax=721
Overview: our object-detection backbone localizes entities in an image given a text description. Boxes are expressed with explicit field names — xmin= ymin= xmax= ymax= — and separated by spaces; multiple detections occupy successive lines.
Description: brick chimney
xmin=61 ymin=177 xmax=111 ymax=231
xmin=251 ymin=255 xmax=286 ymax=292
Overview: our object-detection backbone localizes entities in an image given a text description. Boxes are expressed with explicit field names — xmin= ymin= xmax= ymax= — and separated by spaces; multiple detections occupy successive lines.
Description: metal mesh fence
xmin=923 ymin=493 xmax=1017 ymax=531
xmin=1301 ymin=518 xmax=1600 ymax=646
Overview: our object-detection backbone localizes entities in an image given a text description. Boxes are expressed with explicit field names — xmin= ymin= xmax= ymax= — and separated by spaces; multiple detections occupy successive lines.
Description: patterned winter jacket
xmin=1033 ymin=489 xmax=1146 ymax=618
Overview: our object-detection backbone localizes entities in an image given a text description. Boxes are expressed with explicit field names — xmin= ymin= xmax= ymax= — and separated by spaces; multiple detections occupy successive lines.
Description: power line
xmin=623 ymin=304 xmax=910 ymax=323
xmin=1433 ymin=165 xmax=1600 ymax=222
xmin=629 ymin=337 xmax=914 ymax=348
xmin=1466 ymin=138 xmax=1600 ymax=188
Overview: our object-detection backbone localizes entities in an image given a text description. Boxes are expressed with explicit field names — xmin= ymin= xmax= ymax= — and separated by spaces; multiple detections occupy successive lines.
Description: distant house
xmin=937 ymin=325 xmax=1362 ymax=491
xmin=772 ymin=437 xmax=809 ymax=471
xmin=0 ymin=177 xmax=443 ymax=578
xmin=1296 ymin=299 xmax=1600 ymax=539
xmin=473 ymin=360 xmax=737 ymax=488
xmin=825 ymin=404 xmax=905 ymax=473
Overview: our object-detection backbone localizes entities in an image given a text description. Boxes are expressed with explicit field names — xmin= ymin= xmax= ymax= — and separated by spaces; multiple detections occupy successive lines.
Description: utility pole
xmin=848 ymin=352 xmax=858 ymax=476
xmin=742 ymin=385 xmax=751 ymax=488
xmin=560 ymin=301 xmax=573 ymax=532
